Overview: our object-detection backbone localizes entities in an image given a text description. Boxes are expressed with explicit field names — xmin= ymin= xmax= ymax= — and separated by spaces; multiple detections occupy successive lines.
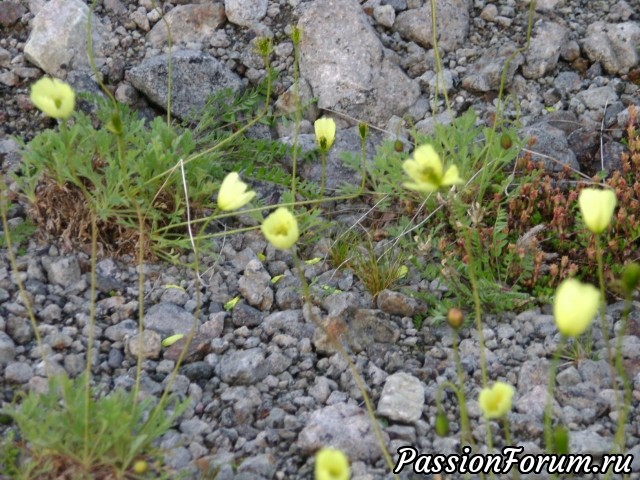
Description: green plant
xmin=0 ymin=218 xmax=37 ymax=250
xmin=0 ymin=374 xmax=188 ymax=480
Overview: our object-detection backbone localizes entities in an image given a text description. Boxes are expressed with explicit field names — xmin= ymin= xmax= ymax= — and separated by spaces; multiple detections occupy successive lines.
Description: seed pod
xmin=500 ymin=132 xmax=512 ymax=149
xmin=447 ymin=308 xmax=464 ymax=330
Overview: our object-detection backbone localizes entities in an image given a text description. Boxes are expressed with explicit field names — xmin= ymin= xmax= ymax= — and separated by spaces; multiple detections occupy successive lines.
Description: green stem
xmin=320 ymin=150 xmax=327 ymax=196
xmin=452 ymin=329 xmax=474 ymax=447
xmin=544 ymin=335 xmax=565 ymax=453
xmin=83 ymin=213 xmax=98 ymax=461
xmin=292 ymin=250 xmax=398 ymax=478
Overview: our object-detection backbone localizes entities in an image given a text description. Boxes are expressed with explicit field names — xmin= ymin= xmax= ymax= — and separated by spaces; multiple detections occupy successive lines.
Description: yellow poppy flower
xmin=217 ymin=172 xmax=256 ymax=211
xmin=30 ymin=77 xmax=75 ymax=119
xmin=403 ymin=144 xmax=463 ymax=193
xmin=478 ymin=381 xmax=515 ymax=419
xmin=261 ymin=207 xmax=299 ymax=250
xmin=314 ymin=117 xmax=336 ymax=152
xmin=578 ymin=188 xmax=616 ymax=234
xmin=553 ymin=278 xmax=599 ymax=337
xmin=315 ymin=447 xmax=350 ymax=480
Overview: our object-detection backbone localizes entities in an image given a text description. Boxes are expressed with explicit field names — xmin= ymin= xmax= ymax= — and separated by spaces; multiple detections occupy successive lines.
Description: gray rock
xmin=164 ymin=446 xmax=191 ymax=470
xmin=217 ymin=348 xmax=268 ymax=385
xmin=583 ymin=21 xmax=640 ymax=75
xmin=570 ymin=429 xmax=614 ymax=456
xmin=232 ymin=302 xmax=264 ymax=327
xmin=377 ymin=372 xmax=425 ymax=423
xmin=514 ymin=384 xmax=553 ymax=419
xmin=143 ymin=302 xmax=197 ymax=335
xmin=41 ymin=256 xmax=81 ymax=288
xmin=63 ymin=353 xmax=85 ymax=376
xmin=274 ymin=77 xmax=319 ymax=123
xmin=376 ymin=289 xmax=419 ymax=317
xmin=393 ymin=0 xmax=470 ymax=52
xmin=147 ymin=3 xmax=226 ymax=47
xmin=308 ymin=376 xmax=334 ymax=403
xmin=126 ymin=330 xmax=162 ymax=359
xmin=556 ymin=365 xmax=581 ymax=386
xmin=180 ymin=361 xmax=215 ymax=381
xmin=461 ymin=42 xmax=524 ymax=92
xmin=262 ymin=310 xmax=313 ymax=339
xmin=297 ymin=403 xmax=389 ymax=461
xmin=373 ymin=5 xmax=395 ymax=28
xmin=225 ymin=0 xmax=268 ymax=27
xmin=576 ymin=85 xmax=618 ymax=111
xmin=6 ymin=316 xmax=33 ymax=344
xmin=4 ymin=362 xmax=34 ymax=383
xmin=0 ymin=1 xmax=26 ymax=27
xmin=179 ymin=418 xmax=211 ymax=437
xmin=238 ymin=454 xmax=277 ymax=478
xmin=104 ymin=319 xmax=138 ymax=342
xmin=298 ymin=0 xmax=419 ymax=127
xmin=577 ymin=359 xmax=613 ymax=389
xmin=127 ymin=50 xmax=243 ymax=120
xmin=522 ymin=21 xmax=568 ymax=79
xmin=238 ymin=259 xmax=273 ymax=311
xmin=517 ymin=358 xmax=550 ymax=392
xmin=520 ymin=123 xmax=579 ymax=172
xmin=24 ymin=0 xmax=106 ymax=77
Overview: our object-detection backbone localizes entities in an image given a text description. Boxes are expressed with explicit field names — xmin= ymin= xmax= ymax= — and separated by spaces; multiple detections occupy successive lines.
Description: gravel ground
xmin=1 ymin=0 xmax=640 ymax=479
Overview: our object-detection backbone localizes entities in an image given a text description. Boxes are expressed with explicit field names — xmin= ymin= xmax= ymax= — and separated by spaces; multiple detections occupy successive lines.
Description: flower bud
xmin=552 ymin=426 xmax=569 ymax=454
xmin=622 ymin=263 xmax=640 ymax=297
xmin=435 ymin=412 xmax=449 ymax=437
xmin=447 ymin=308 xmax=464 ymax=330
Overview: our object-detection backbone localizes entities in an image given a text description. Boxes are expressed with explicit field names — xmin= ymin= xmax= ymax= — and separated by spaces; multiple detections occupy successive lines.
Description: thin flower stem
xmin=452 ymin=330 xmax=474 ymax=448
xmin=291 ymin=250 xmax=398 ymax=478
xmin=502 ymin=417 xmax=518 ymax=480
xmin=462 ymin=227 xmax=488 ymax=387
xmin=320 ymin=150 xmax=327 ymax=196
xmin=544 ymin=335 xmax=565 ymax=453
xmin=594 ymin=237 xmax=622 ymax=423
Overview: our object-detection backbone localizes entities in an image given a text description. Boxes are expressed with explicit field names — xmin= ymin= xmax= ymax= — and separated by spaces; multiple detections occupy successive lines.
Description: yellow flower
xmin=314 ymin=117 xmax=336 ymax=152
xmin=30 ymin=77 xmax=75 ymax=119
xmin=478 ymin=382 xmax=515 ymax=419
xmin=261 ymin=207 xmax=299 ymax=250
xmin=315 ymin=447 xmax=350 ymax=480
xmin=217 ymin=172 xmax=256 ymax=211
xmin=578 ymin=188 xmax=616 ymax=234
xmin=132 ymin=460 xmax=148 ymax=474
xmin=402 ymin=144 xmax=463 ymax=193
xmin=553 ymin=278 xmax=600 ymax=337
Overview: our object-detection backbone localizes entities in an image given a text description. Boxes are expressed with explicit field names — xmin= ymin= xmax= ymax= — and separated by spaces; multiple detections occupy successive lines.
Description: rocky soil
xmin=1 ymin=0 xmax=640 ymax=479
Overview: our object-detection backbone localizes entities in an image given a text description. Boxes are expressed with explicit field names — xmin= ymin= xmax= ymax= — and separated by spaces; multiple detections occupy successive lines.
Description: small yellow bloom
xmin=217 ymin=172 xmax=256 ymax=211
xmin=578 ymin=188 xmax=616 ymax=234
xmin=314 ymin=117 xmax=336 ymax=152
xmin=478 ymin=381 xmax=515 ymax=419
xmin=553 ymin=278 xmax=600 ymax=337
xmin=261 ymin=207 xmax=299 ymax=250
xmin=314 ymin=447 xmax=350 ymax=480
xmin=132 ymin=460 xmax=148 ymax=474
xmin=402 ymin=144 xmax=463 ymax=193
xmin=30 ymin=77 xmax=75 ymax=119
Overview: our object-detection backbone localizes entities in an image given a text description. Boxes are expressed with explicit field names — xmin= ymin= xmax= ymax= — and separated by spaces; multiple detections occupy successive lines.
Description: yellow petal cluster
xmin=30 ymin=77 xmax=75 ymax=119
xmin=315 ymin=447 xmax=350 ymax=480
xmin=261 ymin=207 xmax=299 ymax=250
xmin=314 ymin=117 xmax=336 ymax=152
xmin=217 ymin=172 xmax=256 ymax=211
xmin=402 ymin=144 xmax=463 ymax=193
xmin=553 ymin=278 xmax=600 ymax=337
xmin=478 ymin=381 xmax=515 ymax=419
xmin=578 ymin=188 xmax=616 ymax=234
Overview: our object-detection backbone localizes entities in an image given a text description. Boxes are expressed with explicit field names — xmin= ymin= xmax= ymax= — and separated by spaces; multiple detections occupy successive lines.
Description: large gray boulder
xmin=297 ymin=0 xmax=419 ymax=127
xmin=126 ymin=49 xmax=243 ymax=119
